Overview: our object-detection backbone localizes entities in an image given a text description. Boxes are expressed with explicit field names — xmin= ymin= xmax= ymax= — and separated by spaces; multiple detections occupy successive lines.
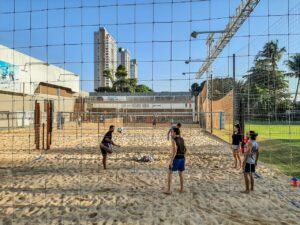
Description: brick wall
xmin=197 ymin=83 xmax=233 ymax=130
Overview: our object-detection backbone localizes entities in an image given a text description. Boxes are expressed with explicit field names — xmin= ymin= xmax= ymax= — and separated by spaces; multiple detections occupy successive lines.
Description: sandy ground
xmin=0 ymin=123 xmax=300 ymax=225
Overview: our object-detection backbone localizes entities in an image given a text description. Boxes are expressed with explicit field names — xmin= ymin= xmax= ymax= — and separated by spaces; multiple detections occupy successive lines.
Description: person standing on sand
xmin=242 ymin=132 xmax=259 ymax=194
xmin=241 ymin=130 xmax=255 ymax=155
xmin=163 ymin=128 xmax=187 ymax=194
xmin=167 ymin=123 xmax=182 ymax=140
xmin=100 ymin=125 xmax=121 ymax=170
xmin=152 ymin=117 xmax=157 ymax=128
xmin=231 ymin=124 xmax=242 ymax=169
xmin=77 ymin=115 xmax=82 ymax=126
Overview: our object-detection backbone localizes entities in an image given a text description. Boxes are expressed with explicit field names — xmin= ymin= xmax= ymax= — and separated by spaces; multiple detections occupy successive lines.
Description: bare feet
xmin=240 ymin=190 xmax=250 ymax=194
xmin=162 ymin=189 xmax=172 ymax=195
xmin=178 ymin=189 xmax=184 ymax=193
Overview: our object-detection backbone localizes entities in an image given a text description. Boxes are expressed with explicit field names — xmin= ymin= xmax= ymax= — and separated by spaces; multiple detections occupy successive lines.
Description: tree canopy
xmin=95 ymin=65 xmax=153 ymax=93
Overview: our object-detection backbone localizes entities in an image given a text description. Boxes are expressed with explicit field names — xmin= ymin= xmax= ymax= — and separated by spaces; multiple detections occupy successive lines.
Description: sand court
xmin=0 ymin=124 xmax=299 ymax=224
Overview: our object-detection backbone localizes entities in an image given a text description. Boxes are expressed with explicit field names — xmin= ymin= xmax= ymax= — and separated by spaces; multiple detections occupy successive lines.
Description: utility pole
xmin=206 ymin=33 xmax=214 ymax=134
xmin=233 ymin=54 xmax=236 ymax=128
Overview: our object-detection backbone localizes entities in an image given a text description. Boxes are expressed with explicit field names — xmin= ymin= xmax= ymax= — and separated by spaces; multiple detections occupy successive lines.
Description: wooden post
xmin=49 ymin=101 xmax=53 ymax=145
xmin=42 ymin=123 xmax=45 ymax=150
xmin=98 ymin=117 xmax=100 ymax=142
xmin=76 ymin=119 xmax=78 ymax=139
xmin=7 ymin=113 xmax=9 ymax=133
xmin=35 ymin=101 xmax=40 ymax=150
xmin=46 ymin=102 xmax=51 ymax=150
xmin=29 ymin=134 xmax=31 ymax=154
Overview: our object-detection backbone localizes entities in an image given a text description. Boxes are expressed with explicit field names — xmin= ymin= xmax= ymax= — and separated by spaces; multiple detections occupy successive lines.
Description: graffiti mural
xmin=0 ymin=60 xmax=22 ymax=93
xmin=0 ymin=61 xmax=18 ymax=81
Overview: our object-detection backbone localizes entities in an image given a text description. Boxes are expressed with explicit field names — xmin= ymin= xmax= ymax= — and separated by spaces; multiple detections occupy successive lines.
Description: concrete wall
xmin=0 ymin=91 xmax=77 ymax=128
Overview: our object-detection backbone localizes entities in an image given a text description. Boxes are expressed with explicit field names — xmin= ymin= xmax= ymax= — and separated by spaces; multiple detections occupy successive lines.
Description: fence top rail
xmin=89 ymin=92 xmax=192 ymax=97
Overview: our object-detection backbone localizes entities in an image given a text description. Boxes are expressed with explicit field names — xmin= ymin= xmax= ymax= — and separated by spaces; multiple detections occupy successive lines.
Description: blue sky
xmin=0 ymin=0 xmax=300 ymax=93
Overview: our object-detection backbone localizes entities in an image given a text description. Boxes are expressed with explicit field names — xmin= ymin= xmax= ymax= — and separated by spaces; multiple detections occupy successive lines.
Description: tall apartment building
xmin=94 ymin=27 xmax=117 ymax=90
xmin=118 ymin=48 xmax=131 ymax=77
xmin=130 ymin=59 xmax=138 ymax=80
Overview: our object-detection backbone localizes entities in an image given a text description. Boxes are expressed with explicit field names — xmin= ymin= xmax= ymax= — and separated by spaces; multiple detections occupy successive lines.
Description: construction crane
xmin=195 ymin=0 xmax=261 ymax=78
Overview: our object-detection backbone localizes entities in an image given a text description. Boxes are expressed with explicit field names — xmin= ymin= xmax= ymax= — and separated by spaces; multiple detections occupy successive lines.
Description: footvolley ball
xmin=117 ymin=127 xmax=124 ymax=133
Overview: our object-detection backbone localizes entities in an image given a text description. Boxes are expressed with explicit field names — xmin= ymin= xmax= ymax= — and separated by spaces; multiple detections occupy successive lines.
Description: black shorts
xmin=100 ymin=147 xmax=107 ymax=156
xmin=244 ymin=163 xmax=255 ymax=173
xmin=100 ymin=144 xmax=112 ymax=156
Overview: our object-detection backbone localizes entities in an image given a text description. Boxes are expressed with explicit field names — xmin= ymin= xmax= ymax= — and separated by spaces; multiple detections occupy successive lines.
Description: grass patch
xmin=259 ymin=139 xmax=300 ymax=177
xmin=245 ymin=124 xmax=300 ymax=140
xmin=212 ymin=123 xmax=300 ymax=177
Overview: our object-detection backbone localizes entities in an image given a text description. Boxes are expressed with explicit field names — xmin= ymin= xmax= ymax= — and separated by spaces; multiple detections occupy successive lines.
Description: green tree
xmin=95 ymin=86 xmax=114 ymax=92
xmin=258 ymin=40 xmax=286 ymax=73
xmin=113 ymin=65 xmax=128 ymax=92
xmin=285 ymin=53 xmax=300 ymax=104
xmin=127 ymin=78 xmax=138 ymax=93
xmin=96 ymin=65 xmax=153 ymax=93
xmin=190 ymin=83 xmax=201 ymax=97
xmin=103 ymin=69 xmax=114 ymax=85
xmin=135 ymin=84 xmax=153 ymax=93
xmin=244 ymin=40 xmax=290 ymax=118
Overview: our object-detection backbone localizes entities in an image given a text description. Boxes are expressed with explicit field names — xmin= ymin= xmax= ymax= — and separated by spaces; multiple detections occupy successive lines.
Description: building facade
xmin=94 ymin=27 xmax=118 ymax=90
xmin=86 ymin=92 xmax=196 ymax=123
xmin=0 ymin=44 xmax=79 ymax=95
xmin=130 ymin=59 xmax=138 ymax=80
xmin=118 ymin=48 xmax=131 ymax=77
xmin=0 ymin=44 xmax=81 ymax=128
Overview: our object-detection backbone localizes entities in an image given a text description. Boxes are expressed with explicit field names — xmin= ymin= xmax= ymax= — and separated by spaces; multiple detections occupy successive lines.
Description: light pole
xmin=191 ymin=30 xmax=228 ymax=39
xmin=185 ymin=57 xmax=207 ymax=64
xmin=191 ymin=29 xmax=227 ymax=134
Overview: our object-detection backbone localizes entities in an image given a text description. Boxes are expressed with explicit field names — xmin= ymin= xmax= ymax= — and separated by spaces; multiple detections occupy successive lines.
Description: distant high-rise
xmin=118 ymin=48 xmax=131 ymax=77
xmin=94 ymin=27 xmax=117 ymax=90
xmin=130 ymin=59 xmax=138 ymax=80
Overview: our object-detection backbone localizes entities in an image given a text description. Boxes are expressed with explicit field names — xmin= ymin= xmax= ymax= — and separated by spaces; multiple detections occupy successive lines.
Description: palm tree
xmin=257 ymin=40 xmax=286 ymax=120
xmin=103 ymin=69 xmax=114 ymax=86
xmin=96 ymin=66 xmax=152 ymax=93
xmin=286 ymin=53 xmax=300 ymax=104
xmin=258 ymin=40 xmax=286 ymax=72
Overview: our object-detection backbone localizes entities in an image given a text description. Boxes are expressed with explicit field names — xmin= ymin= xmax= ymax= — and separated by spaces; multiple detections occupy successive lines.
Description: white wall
xmin=91 ymin=102 xmax=194 ymax=110
xmin=0 ymin=44 xmax=79 ymax=95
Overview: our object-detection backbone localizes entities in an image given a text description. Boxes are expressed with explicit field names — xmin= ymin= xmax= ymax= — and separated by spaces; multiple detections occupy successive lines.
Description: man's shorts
xmin=232 ymin=145 xmax=239 ymax=150
xmin=100 ymin=144 xmax=113 ymax=156
xmin=169 ymin=159 xmax=185 ymax=172
xmin=244 ymin=163 xmax=255 ymax=173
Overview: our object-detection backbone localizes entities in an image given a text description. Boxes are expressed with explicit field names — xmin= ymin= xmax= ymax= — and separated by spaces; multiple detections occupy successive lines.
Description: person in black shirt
xmin=232 ymin=124 xmax=242 ymax=169
xmin=167 ymin=123 xmax=182 ymax=140
xmin=100 ymin=125 xmax=121 ymax=170
xmin=152 ymin=117 xmax=157 ymax=128
xmin=163 ymin=127 xmax=187 ymax=194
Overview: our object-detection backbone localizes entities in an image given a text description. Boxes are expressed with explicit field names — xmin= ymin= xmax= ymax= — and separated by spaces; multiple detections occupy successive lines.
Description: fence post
xmin=42 ymin=123 xmax=45 ymax=150
xmin=35 ymin=101 xmax=40 ymax=150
